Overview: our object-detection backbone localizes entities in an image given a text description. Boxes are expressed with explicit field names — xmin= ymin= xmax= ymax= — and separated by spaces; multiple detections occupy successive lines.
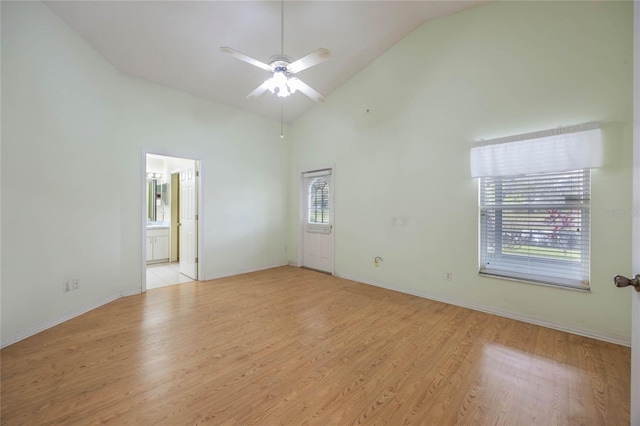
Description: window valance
xmin=470 ymin=122 xmax=602 ymax=178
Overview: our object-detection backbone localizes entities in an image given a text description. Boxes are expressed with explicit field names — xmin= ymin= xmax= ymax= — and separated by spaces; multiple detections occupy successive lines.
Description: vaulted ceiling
xmin=46 ymin=1 xmax=484 ymax=124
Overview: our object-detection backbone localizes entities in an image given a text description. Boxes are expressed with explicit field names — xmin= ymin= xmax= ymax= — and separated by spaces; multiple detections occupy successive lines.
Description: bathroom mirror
xmin=146 ymin=179 xmax=169 ymax=222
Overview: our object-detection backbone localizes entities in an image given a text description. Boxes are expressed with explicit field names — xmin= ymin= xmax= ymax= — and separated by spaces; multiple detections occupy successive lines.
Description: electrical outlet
xmin=63 ymin=281 xmax=71 ymax=293
xmin=71 ymin=279 xmax=79 ymax=290
xmin=445 ymin=272 xmax=453 ymax=281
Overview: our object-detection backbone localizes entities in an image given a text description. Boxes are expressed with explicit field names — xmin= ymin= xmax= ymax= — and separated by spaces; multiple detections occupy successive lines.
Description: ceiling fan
xmin=220 ymin=1 xmax=331 ymax=103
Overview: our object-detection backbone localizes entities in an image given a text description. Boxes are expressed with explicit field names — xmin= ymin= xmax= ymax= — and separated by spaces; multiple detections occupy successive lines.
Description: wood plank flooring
xmin=1 ymin=266 xmax=630 ymax=425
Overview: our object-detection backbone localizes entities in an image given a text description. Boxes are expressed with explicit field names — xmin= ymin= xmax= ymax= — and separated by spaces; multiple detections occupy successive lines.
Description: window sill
xmin=478 ymin=271 xmax=591 ymax=292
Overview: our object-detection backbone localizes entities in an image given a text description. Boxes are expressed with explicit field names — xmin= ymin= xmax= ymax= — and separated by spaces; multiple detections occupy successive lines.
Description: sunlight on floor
xmin=480 ymin=342 xmax=587 ymax=420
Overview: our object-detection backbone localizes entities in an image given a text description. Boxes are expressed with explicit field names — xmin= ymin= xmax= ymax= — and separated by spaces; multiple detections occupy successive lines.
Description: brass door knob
xmin=614 ymin=274 xmax=640 ymax=292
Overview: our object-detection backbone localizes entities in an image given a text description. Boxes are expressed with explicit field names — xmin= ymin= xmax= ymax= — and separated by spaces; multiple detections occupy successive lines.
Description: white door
xmin=631 ymin=4 xmax=639 ymax=423
xmin=179 ymin=165 xmax=198 ymax=280
xmin=302 ymin=169 xmax=334 ymax=273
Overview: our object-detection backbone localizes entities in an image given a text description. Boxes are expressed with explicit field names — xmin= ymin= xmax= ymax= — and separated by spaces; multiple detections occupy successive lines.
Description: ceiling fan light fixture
xmin=265 ymin=70 xmax=298 ymax=98
xmin=286 ymin=77 xmax=302 ymax=93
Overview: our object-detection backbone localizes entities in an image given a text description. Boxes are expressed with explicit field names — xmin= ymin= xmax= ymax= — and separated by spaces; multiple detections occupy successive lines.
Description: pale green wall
xmin=2 ymin=1 xmax=123 ymax=341
xmin=1 ymin=2 xmax=290 ymax=344
xmin=115 ymin=74 xmax=290 ymax=289
xmin=289 ymin=1 xmax=634 ymax=342
xmin=1 ymin=0 xmax=633 ymax=346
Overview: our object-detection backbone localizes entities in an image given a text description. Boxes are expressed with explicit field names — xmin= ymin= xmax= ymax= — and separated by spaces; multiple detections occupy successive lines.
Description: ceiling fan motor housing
xmin=268 ymin=55 xmax=293 ymax=66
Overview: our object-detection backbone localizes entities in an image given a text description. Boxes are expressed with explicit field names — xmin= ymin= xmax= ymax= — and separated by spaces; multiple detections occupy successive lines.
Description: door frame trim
xmin=631 ymin=1 xmax=639 ymax=422
xmin=141 ymin=149 xmax=204 ymax=292
xmin=298 ymin=165 xmax=335 ymax=275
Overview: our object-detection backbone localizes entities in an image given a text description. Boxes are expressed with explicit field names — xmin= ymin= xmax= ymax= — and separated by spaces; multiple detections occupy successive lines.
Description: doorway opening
xmin=143 ymin=153 xmax=201 ymax=290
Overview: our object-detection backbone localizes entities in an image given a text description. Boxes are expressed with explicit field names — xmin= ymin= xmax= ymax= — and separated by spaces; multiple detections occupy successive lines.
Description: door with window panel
xmin=302 ymin=169 xmax=333 ymax=273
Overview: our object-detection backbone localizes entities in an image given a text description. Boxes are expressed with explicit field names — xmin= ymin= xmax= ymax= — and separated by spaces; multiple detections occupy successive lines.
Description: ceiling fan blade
xmin=220 ymin=47 xmax=272 ymax=72
xmin=288 ymin=48 xmax=331 ymax=74
xmin=247 ymin=81 xmax=271 ymax=100
xmin=288 ymin=78 xmax=325 ymax=103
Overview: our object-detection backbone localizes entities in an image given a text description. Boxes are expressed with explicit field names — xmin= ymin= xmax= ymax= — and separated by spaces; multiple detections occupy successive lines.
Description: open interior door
xmin=179 ymin=165 xmax=198 ymax=280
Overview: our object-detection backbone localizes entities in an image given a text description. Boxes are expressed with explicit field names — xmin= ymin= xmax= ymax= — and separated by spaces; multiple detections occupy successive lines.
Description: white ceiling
xmin=45 ymin=1 xmax=483 ymax=124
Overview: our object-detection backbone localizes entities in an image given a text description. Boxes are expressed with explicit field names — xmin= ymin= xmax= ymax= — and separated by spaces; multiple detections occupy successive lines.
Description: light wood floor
xmin=1 ymin=266 xmax=630 ymax=425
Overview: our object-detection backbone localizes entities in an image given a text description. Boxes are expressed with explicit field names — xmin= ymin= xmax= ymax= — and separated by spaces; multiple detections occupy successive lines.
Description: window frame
xmin=308 ymin=178 xmax=330 ymax=225
xmin=303 ymin=170 xmax=333 ymax=235
xmin=479 ymin=169 xmax=591 ymax=290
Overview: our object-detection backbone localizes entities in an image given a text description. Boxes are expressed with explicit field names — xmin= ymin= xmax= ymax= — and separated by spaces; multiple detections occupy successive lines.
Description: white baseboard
xmin=1 ymin=289 xmax=140 ymax=349
xmin=5 ymin=270 xmax=627 ymax=348
xmin=205 ymin=263 xmax=290 ymax=281
xmin=335 ymin=272 xmax=630 ymax=347
xmin=1 ymin=263 xmax=296 ymax=349
xmin=122 ymin=288 xmax=142 ymax=297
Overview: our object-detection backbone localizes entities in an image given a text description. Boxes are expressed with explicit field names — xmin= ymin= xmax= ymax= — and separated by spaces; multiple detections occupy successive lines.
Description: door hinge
xmin=195 ymin=257 xmax=198 ymax=263
xmin=196 ymin=171 xmax=200 ymax=177
xmin=195 ymin=214 xmax=198 ymax=220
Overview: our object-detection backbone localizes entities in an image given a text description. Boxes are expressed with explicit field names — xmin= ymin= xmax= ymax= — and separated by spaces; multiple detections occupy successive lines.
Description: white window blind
xmin=304 ymin=169 xmax=332 ymax=234
xmin=480 ymin=169 xmax=591 ymax=289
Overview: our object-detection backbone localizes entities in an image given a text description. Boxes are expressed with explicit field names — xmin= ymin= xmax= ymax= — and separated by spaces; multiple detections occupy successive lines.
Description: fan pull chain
xmin=280 ymin=101 xmax=284 ymax=139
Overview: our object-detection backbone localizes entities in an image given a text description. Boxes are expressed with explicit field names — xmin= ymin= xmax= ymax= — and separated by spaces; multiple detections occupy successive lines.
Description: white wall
xmin=1 ymin=2 xmax=289 ymax=345
xmin=289 ymin=1 xmax=634 ymax=343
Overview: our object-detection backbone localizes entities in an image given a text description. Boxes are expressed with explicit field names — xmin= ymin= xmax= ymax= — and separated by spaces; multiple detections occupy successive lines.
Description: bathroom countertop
xmin=146 ymin=222 xmax=170 ymax=229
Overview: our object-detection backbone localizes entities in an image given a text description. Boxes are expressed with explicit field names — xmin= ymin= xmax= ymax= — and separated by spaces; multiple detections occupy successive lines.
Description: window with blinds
xmin=308 ymin=178 xmax=329 ymax=224
xmin=303 ymin=169 xmax=332 ymax=234
xmin=479 ymin=169 xmax=591 ymax=289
